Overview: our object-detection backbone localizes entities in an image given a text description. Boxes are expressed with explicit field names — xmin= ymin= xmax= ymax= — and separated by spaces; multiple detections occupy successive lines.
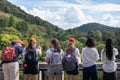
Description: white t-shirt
xmin=82 ymin=47 xmax=99 ymax=67
xmin=101 ymin=48 xmax=118 ymax=72
xmin=72 ymin=48 xmax=80 ymax=62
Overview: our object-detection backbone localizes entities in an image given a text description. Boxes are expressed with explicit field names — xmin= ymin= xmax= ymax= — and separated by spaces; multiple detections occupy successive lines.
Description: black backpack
xmin=24 ymin=49 xmax=38 ymax=66
xmin=62 ymin=48 xmax=77 ymax=71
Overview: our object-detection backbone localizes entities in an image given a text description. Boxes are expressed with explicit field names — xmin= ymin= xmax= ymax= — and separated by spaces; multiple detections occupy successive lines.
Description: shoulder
xmin=92 ymin=47 xmax=97 ymax=50
xmin=15 ymin=46 xmax=22 ymax=49
xmin=113 ymin=48 xmax=118 ymax=51
xmin=74 ymin=48 xmax=80 ymax=56
xmin=74 ymin=48 xmax=79 ymax=51
xmin=81 ymin=48 xmax=86 ymax=53
xmin=91 ymin=48 xmax=98 ymax=52
xmin=15 ymin=46 xmax=23 ymax=52
xmin=113 ymin=48 xmax=118 ymax=55
xmin=46 ymin=48 xmax=52 ymax=53
xmin=60 ymin=49 xmax=64 ymax=55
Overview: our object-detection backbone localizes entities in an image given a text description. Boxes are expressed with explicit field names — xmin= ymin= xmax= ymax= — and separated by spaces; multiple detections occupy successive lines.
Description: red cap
xmin=16 ymin=40 xmax=25 ymax=46
xmin=69 ymin=38 xmax=76 ymax=44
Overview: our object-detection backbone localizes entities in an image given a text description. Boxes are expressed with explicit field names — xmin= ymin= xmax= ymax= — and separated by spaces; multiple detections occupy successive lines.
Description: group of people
xmin=45 ymin=37 xmax=118 ymax=80
xmin=0 ymin=37 xmax=118 ymax=80
xmin=1 ymin=38 xmax=41 ymax=80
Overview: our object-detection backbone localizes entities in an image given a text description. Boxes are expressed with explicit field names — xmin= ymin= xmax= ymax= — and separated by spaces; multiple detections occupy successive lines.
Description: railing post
xmin=62 ymin=71 xmax=64 ymax=80
xmin=41 ymin=70 xmax=45 ymax=80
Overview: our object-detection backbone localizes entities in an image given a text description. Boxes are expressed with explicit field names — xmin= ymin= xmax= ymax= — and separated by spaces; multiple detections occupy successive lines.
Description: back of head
xmin=105 ymin=38 xmax=114 ymax=60
xmin=51 ymin=38 xmax=61 ymax=53
xmin=86 ymin=37 xmax=95 ymax=48
xmin=11 ymin=40 xmax=16 ymax=46
xmin=27 ymin=38 xmax=37 ymax=50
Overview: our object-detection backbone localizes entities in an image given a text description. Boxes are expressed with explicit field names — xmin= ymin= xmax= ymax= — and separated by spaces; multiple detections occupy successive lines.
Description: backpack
xmin=24 ymin=49 xmax=38 ymax=67
xmin=1 ymin=46 xmax=16 ymax=61
xmin=62 ymin=48 xmax=77 ymax=71
xmin=48 ymin=49 xmax=63 ymax=73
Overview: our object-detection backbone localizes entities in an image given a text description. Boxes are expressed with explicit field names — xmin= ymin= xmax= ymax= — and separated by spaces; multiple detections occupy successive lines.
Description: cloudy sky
xmin=7 ymin=0 xmax=120 ymax=30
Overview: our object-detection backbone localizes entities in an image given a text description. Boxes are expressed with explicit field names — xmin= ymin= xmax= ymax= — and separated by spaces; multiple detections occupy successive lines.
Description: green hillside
xmin=0 ymin=0 xmax=62 ymax=31
xmin=73 ymin=23 xmax=119 ymax=33
xmin=0 ymin=0 xmax=120 ymax=61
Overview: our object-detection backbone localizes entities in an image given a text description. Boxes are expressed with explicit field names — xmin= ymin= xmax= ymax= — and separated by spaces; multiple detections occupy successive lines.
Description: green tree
xmin=78 ymin=37 xmax=87 ymax=44
xmin=102 ymin=31 xmax=115 ymax=41
xmin=0 ymin=18 xmax=8 ymax=27
xmin=87 ymin=31 xmax=94 ymax=37
xmin=93 ymin=30 xmax=102 ymax=40
xmin=97 ymin=43 xmax=105 ymax=54
xmin=8 ymin=15 xmax=16 ymax=27
xmin=0 ymin=34 xmax=20 ymax=49
xmin=16 ymin=21 xmax=29 ymax=34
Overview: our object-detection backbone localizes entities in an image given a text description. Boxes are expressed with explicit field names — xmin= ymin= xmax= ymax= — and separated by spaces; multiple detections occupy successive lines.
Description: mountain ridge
xmin=72 ymin=23 xmax=119 ymax=33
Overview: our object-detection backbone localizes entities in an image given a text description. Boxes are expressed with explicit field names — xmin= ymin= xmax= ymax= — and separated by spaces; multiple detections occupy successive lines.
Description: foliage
xmin=0 ymin=18 xmax=9 ymax=27
xmin=8 ymin=15 xmax=16 ymax=27
xmin=0 ymin=0 xmax=62 ymax=32
xmin=93 ymin=30 xmax=102 ymax=41
xmin=0 ymin=34 xmax=20 ymax=49
xmin=0 ymin=0 xmax=120 ymax=61
xmin=97 ymin=43 xmax=105 ymax=54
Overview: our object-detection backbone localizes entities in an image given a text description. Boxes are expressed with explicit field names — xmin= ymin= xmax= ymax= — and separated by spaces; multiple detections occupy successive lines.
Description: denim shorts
xmin=47 ymin=66 xmax=62 ymax=76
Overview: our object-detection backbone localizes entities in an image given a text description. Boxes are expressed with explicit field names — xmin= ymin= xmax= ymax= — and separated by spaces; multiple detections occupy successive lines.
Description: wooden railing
xmin=0 ymin=62 xmax=120 ymax=80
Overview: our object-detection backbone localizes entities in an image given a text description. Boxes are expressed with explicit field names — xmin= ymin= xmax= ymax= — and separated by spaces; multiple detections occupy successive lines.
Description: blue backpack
xmin=48 ymin=49 xmax=63 ymax=73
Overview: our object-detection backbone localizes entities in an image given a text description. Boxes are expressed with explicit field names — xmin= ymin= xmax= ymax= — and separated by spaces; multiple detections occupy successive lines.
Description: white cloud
xmin=88 ymin=4 xmax=120 ymax=12
xmin=101 ymin=14 xmax=120 ymax=27
xmin=102 ymin=14 xmax=114 ymax=22
xmin=63 ymin=7 xmax=86 ymax=23
xmin=19 ymin=4 xmax=120 ymax=29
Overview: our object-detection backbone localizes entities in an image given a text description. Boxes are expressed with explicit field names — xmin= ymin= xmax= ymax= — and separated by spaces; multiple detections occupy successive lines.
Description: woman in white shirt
xmin=82 ymin=37 xmax=99 ymax=80
xmin=101 ymin=38 xmax=118 ymax=80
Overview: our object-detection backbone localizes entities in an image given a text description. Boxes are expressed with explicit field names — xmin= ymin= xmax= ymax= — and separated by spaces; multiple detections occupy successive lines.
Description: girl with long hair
xmin=101 ymin=38 xmax=118 ymax=80
xmin=45 ymin=38 xmax=64 ymax=80
xmin=23 ymin=38 xmax=41 ymax=80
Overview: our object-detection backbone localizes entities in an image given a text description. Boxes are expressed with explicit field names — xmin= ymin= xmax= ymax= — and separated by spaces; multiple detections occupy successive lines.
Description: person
xmin=82 ymin=37 xmax=99 ymax=80
xmin=101 ymin=38 xmax=118 ymax=80
xmin=23 ymin=38 xmax=41 ymax=80
xmin=1 ymin=40 xmax=24 ymax=80
xmin=45 ymin=38 xmax=64 ymax=80
xmin=63 ymin=38 xmax=80 ymax=80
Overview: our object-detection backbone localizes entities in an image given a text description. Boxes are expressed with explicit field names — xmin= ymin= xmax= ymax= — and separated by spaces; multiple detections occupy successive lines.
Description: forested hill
xmin=73 ymin=23 xmax=119 ymax=33
xmin=0 ymin=0 xmax=62 ymax=32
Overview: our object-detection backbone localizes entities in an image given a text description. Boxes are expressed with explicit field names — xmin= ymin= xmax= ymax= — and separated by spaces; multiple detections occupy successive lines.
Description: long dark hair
xmin=51 ymin=38 xmax=61 ymax=53
xmin=105 ymin=38 xmax=114 ymax=60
